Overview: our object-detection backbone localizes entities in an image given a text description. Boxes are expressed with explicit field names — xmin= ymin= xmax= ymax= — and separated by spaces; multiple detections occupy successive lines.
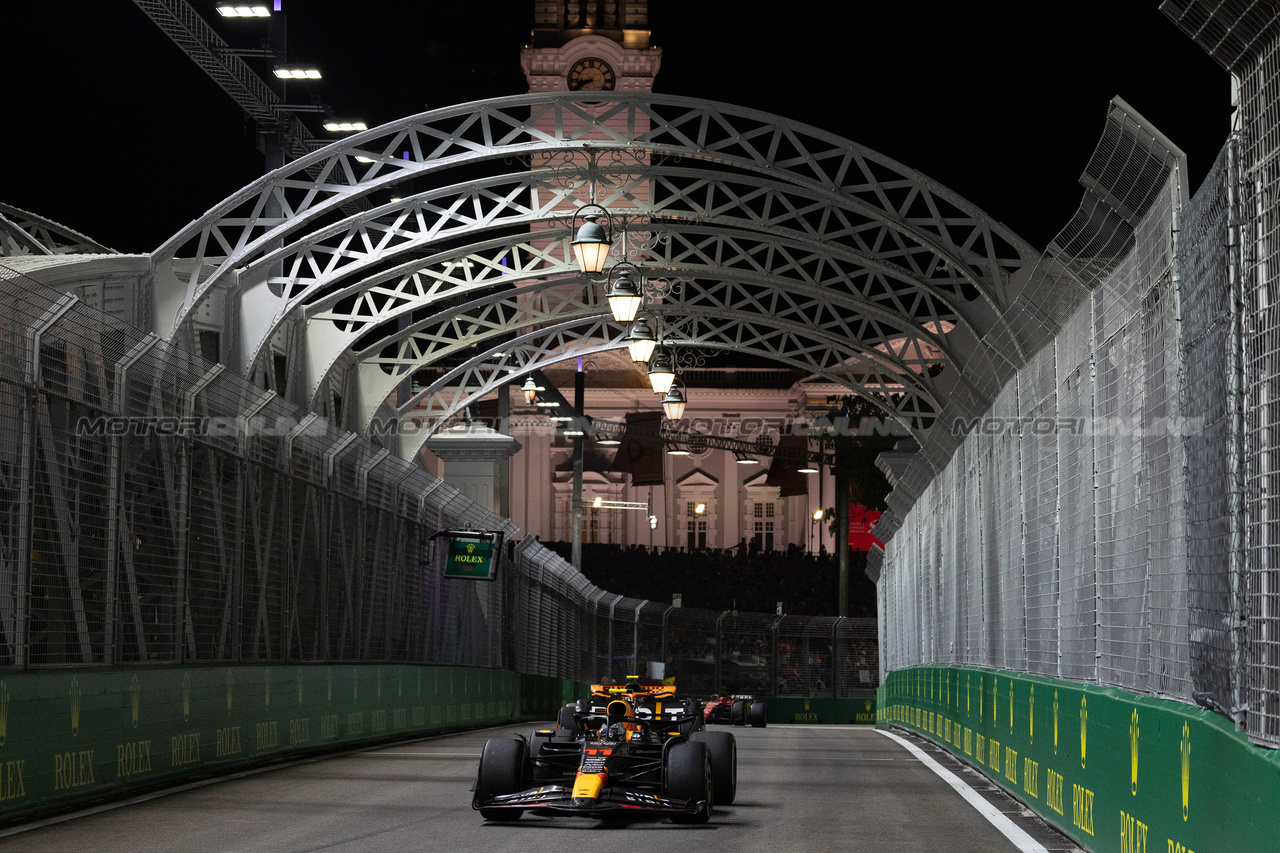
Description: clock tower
xmin=521 ymin=1 xmax=661 ymax=94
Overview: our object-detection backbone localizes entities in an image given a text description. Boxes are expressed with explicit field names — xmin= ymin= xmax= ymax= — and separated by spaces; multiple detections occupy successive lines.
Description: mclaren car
xmin=473 ymin=690 xmax=737 ymax=822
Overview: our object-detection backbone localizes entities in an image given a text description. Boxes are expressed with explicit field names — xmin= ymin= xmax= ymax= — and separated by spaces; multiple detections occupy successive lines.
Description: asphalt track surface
xmin=0 ymin=724 xmax=1082 ymax=853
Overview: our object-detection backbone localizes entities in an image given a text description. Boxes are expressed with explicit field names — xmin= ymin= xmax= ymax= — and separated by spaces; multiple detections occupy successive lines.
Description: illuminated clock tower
xmin=521 ymin=1 xmax=661 ymax=95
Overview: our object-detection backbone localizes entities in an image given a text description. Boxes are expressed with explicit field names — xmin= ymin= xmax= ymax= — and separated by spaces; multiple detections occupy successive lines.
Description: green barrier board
xmin=879 ymin=666 xmax=1280 ymax=853
xmin=0 ymin=665 xmax=585 ymax=825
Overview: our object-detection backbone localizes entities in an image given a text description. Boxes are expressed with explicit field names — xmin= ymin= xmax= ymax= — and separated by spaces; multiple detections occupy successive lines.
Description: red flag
xmin=849 ymin=504 xmax=883 ymax=551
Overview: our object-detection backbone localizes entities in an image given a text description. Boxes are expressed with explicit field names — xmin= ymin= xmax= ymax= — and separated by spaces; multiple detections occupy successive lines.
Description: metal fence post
xmin=607 ymin=594 xmax=622 ymax=683
xmin=102 ymin=333 xmax=160 ymax=664
xmin=714 ymin=611 xmax=727 ymax=694
xmin=16 ymin=295 xmax=78 ymax=668
xmin=632 ymin=600 xmax=647 ymax=677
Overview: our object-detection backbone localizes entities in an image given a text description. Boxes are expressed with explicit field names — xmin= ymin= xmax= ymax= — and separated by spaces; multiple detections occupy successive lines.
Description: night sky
xmin=3 ymin=2 xmax=1230 ymax=256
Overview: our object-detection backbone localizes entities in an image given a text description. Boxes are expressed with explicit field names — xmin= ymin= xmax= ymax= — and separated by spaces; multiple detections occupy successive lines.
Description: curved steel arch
xmin=0 ymin=202 xmax=114 ymax=256
xmin=148 ymin=92 xmax=1041 ymax=456
xmin=389 ymin=314 xmax=938 ymax=463
xmin=348 ymin=277 xmax=943 ymax=434
xmin=152 ymin=93 xmax=1033 ymax=326
xmin=309 ymin=227 xmax=968 ymax=412
xmin=234 ymin=162 xmax=1001 ymax=381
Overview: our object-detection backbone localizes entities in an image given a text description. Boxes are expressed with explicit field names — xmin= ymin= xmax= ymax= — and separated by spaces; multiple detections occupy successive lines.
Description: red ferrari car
xmin=703 ymin=694 xmax=767 ymax=728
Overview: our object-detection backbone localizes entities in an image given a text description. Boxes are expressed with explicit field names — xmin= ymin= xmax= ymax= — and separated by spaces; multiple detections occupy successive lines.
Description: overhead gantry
xmin=144 ymin=92 xmax=1045 ymax=465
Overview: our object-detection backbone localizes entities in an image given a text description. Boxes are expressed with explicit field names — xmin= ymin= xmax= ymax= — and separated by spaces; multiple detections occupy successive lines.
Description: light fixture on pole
xmin=323 ymin=121 xmax=368 ymax=132
xmin=661 ymin=385 xmax=686 ymax=421
xmin=735 ymin=452 xmax=759 ymax=465
xmin=626 ymin=315 xmax=657 ymax=363
xmin=647 ymin=346 xmax=676 ymax=395
xmin=605 ymin=267 xmax=644 ymax=323
xmin=274 ymin=67 xmax=322 ymax=79
xmin=570 ymin=204 xmax=613 ymax=275
xmin=217 ymin=4 xmax=271 ymax=16
xmin=521 ymin=376 xmax=538 ymax=405
xmin=798 ymin=461 xmax=819 ymax=474
xmin=666 ymin=441 xmax=690 ymax=456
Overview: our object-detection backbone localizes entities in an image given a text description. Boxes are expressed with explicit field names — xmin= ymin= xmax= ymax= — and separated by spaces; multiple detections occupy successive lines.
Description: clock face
xmin=567 ymin=57 xmax=616 ymax=92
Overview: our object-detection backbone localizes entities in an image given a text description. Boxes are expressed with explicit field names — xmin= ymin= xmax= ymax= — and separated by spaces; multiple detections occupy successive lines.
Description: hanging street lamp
xmin=626 ymin=315 xmax=657 ymax=363
xmin=605 ymin=267 xmax=644 ymax=323
xmin=661 ymin=384 xmax=686 ymax=420
xmin=647 ymin=346 xmax=676 ymax=395
xmin=570 ymin=206 xmax=612 ymax=275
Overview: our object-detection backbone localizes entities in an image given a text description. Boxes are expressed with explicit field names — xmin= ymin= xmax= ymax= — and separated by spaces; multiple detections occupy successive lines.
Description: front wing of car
xmin=474 ymin=784 xmax=705 ymax=817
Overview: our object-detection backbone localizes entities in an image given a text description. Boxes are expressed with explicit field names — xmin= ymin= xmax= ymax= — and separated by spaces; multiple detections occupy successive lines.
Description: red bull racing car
xmin=474 ymin=681 xmax=737 ymax=822
xmin=703 ymin=693 xmax=767 ymax=728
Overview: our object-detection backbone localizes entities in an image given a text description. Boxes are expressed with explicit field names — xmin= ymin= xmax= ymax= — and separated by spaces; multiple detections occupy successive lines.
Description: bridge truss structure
xmin=141 ymin=92 xmax=1056 ymax=474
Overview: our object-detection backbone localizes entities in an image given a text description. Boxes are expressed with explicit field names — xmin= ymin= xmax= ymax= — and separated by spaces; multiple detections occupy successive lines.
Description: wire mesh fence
xmin=0 ymin=266 xmax=873 ymax=702
xmin=878 ymin=96 xmax=1235 ymax=730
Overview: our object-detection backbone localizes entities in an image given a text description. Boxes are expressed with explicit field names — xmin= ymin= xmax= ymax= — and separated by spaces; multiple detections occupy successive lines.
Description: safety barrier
xmin=880 ymin=665 xmax=1280 ymax=853
xmin=0 ymin=664 xmax=593 ymax=825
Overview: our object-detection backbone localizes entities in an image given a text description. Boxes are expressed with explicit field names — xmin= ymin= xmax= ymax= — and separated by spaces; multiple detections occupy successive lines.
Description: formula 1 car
xmin=473 ymin=692 xmax=736 ymax=822
xmin=556 ymin=676 xmax=705 ymax=737
xmin=704 ymin=694 xmax=767 ymax=728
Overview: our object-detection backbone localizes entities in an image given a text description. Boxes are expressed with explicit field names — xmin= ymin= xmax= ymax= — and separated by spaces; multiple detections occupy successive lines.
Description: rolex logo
xmin=327 ymin=667 xmax=333 ymax=704
xmin=979 ymin=675 xmax=983 ymax=718
xmin=226 ymin=670 xmax=234 ymax=714
xmin=0 ymin=681 xmax=9 ymax=747
xmin=398 ymin=669 xmax=403 ymax=700
xmin=1009 ymin=680 xmax=1014 ymax=733
xmin=182 ymin=672 xmax=192 ymax=723
xmin=353 ymin=669 xmax=359 ymax=701
xmin=865 ymin=699 xmax=872 ymax=712
xmin=993 ymin=676 xmax=998 ymax=725
xmin=1053 ymin=690 xmax=1059 ymax=755
xmin=130 ymin=674 xmax=140 ymax=728
xmin=1029 ymin=685 xmax=1035 ymax=743
xmin=70 ymin=676 xmax=82 ymax=737
xmin=1130 ymin=708 xmax=1140 ymax=795
xmin=265 ymin=668 xmax=271 ymax=709
xmin=1180 ymin=721 xmax=1191 ymax=821
xmin=298 ymin=668 xmax=305 ymax=707
xmin=467 ymin=543 xmax=475 ymax=554
xmin=417 ymin=669 xmax=422 ymax=699
xmin=377 ymin=666 xmax=382 ymax=699
xmin=1080 ymin=695 xmax=1088 ymax=769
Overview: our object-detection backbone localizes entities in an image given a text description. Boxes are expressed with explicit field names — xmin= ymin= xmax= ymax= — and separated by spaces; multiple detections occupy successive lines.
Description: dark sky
xmin=3 ymin=1 xmax=1229 ymax=255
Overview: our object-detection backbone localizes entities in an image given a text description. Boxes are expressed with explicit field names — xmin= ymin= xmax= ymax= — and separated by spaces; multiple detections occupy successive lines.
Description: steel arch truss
xmin=0 ymin=202 xmax=113 ymax=256
xmin=148 ymin=92 xmax=1040 ymax=452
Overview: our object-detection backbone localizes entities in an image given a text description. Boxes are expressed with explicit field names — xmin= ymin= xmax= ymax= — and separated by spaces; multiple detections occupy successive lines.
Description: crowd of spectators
xmin=539 ymin=540 xmax=878 ymax=618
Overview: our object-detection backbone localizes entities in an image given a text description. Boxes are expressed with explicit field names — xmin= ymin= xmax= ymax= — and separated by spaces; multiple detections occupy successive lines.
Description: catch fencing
xmin=0 ymin=262 xmax=877 ymax=699
xmin=874 ymin=76 xmax=1280 ymax=743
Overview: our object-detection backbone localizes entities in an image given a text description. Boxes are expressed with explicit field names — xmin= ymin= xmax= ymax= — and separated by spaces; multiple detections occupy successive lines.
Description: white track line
xmin=877 ymin=729 xmax=1049 ymax=853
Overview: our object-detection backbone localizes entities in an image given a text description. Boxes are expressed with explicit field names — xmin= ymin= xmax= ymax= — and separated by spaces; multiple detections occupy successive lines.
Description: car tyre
xmin=691 ymin=730 xmax=737 ymax=805
xmin=665 ymin=740 xmax=712 ymax=824
xmin=477 ymin=737 xmax=526 ymax=821
xmin=730 ymin=699 xmax=748 ymax=726
xmin=749 ymin=700 xmax=767 ymax=728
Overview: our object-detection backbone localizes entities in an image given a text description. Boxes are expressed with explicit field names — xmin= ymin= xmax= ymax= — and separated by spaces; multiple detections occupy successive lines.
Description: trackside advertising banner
xmin=0 ymin=665 xmax=555 ymax=825
xmin=878 ymin=666 xmax=1280 ymax=853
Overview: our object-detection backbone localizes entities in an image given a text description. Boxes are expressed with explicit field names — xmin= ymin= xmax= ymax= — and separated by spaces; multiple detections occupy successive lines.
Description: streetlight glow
xmin=218 ymin=5 xmax=271 ymax=16
xmin=647 ymin=346 xmax=675 ymax=395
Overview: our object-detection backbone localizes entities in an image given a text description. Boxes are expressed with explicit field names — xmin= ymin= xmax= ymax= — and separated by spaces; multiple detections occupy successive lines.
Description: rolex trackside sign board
xmin=443 ymin=531 xmax=501 ymax=580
